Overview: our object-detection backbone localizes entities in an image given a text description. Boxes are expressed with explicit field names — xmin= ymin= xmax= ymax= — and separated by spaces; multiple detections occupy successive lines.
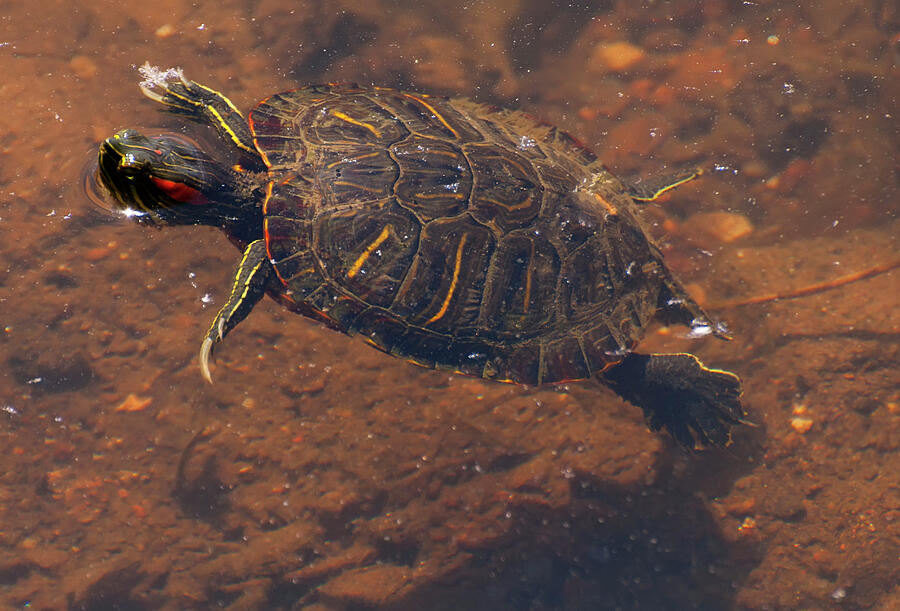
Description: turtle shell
xmin=250 ymin=85 xmax=671 ymax=385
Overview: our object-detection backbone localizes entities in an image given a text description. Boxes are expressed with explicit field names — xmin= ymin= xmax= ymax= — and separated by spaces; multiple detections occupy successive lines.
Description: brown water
xmin=1 ymin=1 xmax=899 ymax=609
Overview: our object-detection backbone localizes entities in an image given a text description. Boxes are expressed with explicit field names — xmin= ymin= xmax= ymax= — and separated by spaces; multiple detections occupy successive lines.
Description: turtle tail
xmin=656 ymin=275 xmax=732 ymax=340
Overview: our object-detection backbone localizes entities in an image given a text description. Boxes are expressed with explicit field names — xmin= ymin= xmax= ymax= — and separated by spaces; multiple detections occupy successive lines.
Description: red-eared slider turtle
xmin=95 ymin=65 xmax=744 ymax=447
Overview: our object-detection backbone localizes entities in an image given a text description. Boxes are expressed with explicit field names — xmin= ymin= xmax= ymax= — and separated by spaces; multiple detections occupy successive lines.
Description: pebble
xmin=317 ymin=564 xmax=411 ymax=606
xmin=115 ymin=393 xmax=153 ymax=412
xmin=742 ymin=160 xmax=768 ymax=178
xmin=23 ymin=545 xmax=69 ymax=570
xmin=790 ymin=416 xmax=814 ymax=434
xmin=724 ymin=497 xmax=757 ymax=516
xmin=682 ymin=211 xmax=754 ymax=244
xmin=155 ymin=24 xmax=175 ymax=38
xmin=589 ymin=41 xmax=646 ymax=73
xmin=69 ymin=55 xmax=98 ymax=79
xmin=84 ymin=244 xmax=114 ymax=262
xmin=20 ymin=537 xmax=39 ymax=550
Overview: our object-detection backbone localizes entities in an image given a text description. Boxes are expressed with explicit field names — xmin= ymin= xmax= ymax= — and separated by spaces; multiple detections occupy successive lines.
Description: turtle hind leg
xmin=602 ymin=353 xmax=744 ymax=448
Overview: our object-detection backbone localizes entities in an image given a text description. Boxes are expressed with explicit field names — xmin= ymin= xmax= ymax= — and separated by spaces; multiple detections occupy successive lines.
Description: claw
xmin=139 ymin=85 xmax=167 ymax=105
xmin=199 ymin=337 xmax=214 ymax=384
xmin=195 ymin=241 xmax=271 ymax=384
xmin=137 ymin=62 xmax=185 ymax=101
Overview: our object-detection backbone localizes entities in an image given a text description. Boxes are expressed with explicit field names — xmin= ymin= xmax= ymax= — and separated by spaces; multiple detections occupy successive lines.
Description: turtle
xmin=95 ymin=64 xmax=744 ymax=448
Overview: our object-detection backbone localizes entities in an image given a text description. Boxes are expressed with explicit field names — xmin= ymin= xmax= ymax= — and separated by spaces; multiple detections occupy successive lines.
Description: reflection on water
xmin=0 ymin=1 xmax=898 ymax=609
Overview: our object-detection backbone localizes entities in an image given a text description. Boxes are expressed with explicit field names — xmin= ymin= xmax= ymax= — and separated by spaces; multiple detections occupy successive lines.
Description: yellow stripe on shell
xmin=412 ymin=192 xmax=466 ymax=200
xmin=333 ymin=180 xmax=385 ymax=194
xmin=404 ymin=356 xmax=434 ymax=368
xmin=325 ymin=151 xmax=383 ymax=169
xmin=331 ymin=110 xmax=382 ymax=138
xmin=426 ymin=233 xmax=467 ymax=324
xmin=480 ymin=195 xmax=537 ymax=212
xmin=523 ymin=239 xmax=534 ymax=313
xmin=347 ymin=225 xmax=393 ymax=279
xmin=402 ymin=93 xmax=460 ymax=139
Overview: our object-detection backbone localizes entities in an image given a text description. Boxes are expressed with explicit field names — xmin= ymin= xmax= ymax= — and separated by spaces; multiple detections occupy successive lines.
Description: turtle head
xmin=95 ymin=129 xmax=252 ymax=227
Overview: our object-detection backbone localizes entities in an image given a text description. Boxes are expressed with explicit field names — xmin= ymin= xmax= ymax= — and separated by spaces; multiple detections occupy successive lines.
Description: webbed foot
xmin=602 ymin=352 xmax=745 ymax=448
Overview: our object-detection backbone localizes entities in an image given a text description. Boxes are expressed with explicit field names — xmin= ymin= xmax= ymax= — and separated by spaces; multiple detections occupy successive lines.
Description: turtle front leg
xmin=200 ymin=239 xmax=274 ymax=382
xmin=137 ymin=63 xmax=265 ymax=171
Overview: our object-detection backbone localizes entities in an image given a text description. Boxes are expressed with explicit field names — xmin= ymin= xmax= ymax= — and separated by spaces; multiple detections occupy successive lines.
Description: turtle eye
xmin=118 ymin=152 xmax=150 ymax=176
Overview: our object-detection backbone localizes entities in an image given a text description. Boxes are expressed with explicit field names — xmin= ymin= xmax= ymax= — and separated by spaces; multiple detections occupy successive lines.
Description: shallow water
xmin=1 ymin=1 xmax=898 ymax=609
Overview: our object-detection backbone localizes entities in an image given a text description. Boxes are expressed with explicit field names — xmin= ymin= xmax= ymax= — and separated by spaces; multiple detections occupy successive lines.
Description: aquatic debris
xmin=114 ymin=393 xmax=152 ymax=412
xmin=711 ymin=257 xmax=900 ymax=309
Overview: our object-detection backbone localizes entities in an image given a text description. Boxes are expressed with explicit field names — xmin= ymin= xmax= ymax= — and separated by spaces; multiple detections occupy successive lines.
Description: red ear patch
xmin=150 ymin=177 xmax=207 ymax=205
